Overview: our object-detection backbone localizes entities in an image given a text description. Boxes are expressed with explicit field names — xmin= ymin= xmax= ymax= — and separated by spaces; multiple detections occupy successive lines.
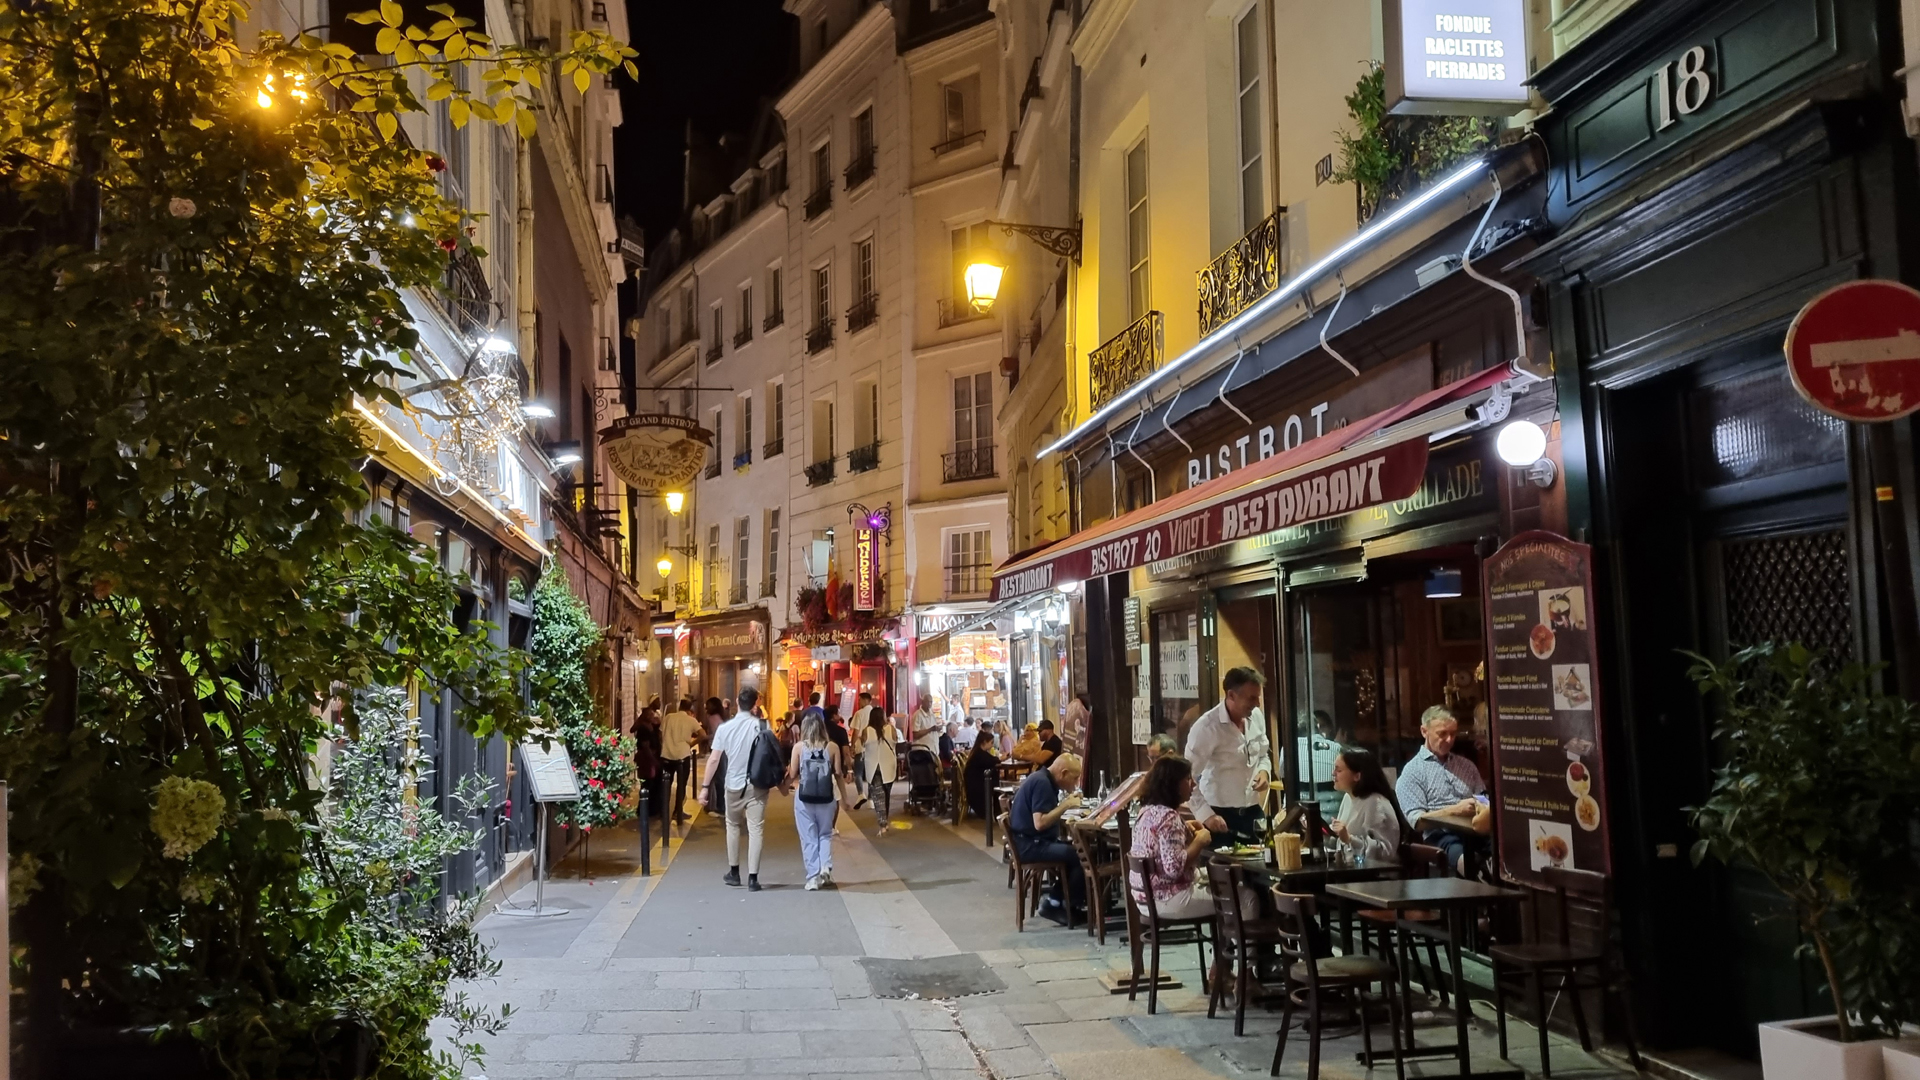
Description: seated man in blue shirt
xmin=1008 ymin=753 xmax=1086 ymax=923
xmin=1395 ymin=705 xmax=1491 ymax=878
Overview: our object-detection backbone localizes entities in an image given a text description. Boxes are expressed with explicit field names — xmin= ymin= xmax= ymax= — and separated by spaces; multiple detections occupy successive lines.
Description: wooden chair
xmin=950 ymin=750 xmax=969 ymax=826
xmin=1067 ymin=822 xmax=1122 ymax=945
xmin=1269 ymin=891 xmax=1404 ymax=1080
xmin=1355 ymin=843 xmax=1451 ymax=1007
xmin=1001 ymin=813 xmax=1072 ymax=932
xmin=1123 ymin=853 xmax=1214 ymax=1016
xmin=1205 ymin=858 xmax=1283 ymax=1036
xmin=1490 ymin=866 xmax=1644 ymax=1077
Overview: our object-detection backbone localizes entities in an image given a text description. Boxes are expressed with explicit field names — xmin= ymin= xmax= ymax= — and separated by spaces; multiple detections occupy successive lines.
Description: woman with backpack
xmin=785 ymin=713 xmax=846 ymax=891
xmin=860 ymin=709 xmax=899 ymax=835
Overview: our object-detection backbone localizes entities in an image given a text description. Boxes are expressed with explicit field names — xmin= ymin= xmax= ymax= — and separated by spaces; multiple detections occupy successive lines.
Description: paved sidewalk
xmin=449 ymin=787 xmax=1642 ymax=1080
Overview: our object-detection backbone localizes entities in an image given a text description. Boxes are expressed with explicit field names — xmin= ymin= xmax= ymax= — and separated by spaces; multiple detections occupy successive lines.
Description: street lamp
xmin=960 ymin=220 xmax=1081 ymax=315
xmin=663 ymin=490 xmax=686 ymax=515
xmin=964 ymin=254 xmax=1005 ymax=314
xmin=656 ymin=555 xmax=674 ymax=577
xmin=1496 ymin=419 xmax=1556 ymax=488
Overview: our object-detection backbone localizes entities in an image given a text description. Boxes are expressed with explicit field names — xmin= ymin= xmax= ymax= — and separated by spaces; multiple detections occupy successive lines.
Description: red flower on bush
xmin=425 ymin=153 xmax=446 ymax=173
xmin=439 ymin=237 xmax=457 ymax=253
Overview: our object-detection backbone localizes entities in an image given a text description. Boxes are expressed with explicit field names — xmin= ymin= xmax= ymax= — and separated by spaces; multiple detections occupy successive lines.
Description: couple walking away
xmin=701 ymin=687 xmax=868 ymax=892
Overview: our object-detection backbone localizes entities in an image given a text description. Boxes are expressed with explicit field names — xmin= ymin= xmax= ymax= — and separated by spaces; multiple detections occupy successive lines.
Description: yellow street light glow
xmin=256 ymin=89 xmax=273 ymax=109
xmin=663 ymin=490 xmax=686 ymax=515
xmin=656 ymin=555 xmax=674 ymax=577
xmin=963 ymin=257 xmax=1004 ymax=314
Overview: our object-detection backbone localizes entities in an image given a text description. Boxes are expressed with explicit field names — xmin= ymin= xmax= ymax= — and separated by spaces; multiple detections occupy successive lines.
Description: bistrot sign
xmin=1785 ymin=279 xmax=1920 ymax=423
xmin=598 ymin=413 xmax=713 ymax=492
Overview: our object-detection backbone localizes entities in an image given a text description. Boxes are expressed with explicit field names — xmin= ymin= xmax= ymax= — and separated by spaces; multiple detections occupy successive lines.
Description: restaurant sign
xmin=1383 ymin=0 xmax=1530 ymax=115
xmin=690 ymin=617 xmax=765 ymax=659
xmin=992 ymin=438 xmax=1430 ymax=602
xmin=598 ymin=413 xmax=712 ymax=493
xmin=1484 ymin=531 xmax=1612 ymax=887
xmin=854 ymin=528 xmax=879 ymax=612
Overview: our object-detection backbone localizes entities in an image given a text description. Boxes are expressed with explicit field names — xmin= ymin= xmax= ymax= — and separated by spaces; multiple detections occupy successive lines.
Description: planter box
xmin=1883 ymin=1040 xmax=1920 ymax=1080
xmin=1760 ymin=1017 xmax=1901 ymax=1080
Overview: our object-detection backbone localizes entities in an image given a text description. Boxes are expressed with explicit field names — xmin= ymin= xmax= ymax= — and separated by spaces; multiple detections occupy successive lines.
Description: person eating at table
xmin=1008 ymin=752 xmax=1086 ymax=924
xmin=1183 ymin=667 xmax=1273 ymax=846
xmin=963 ymin=730 xmax=999 ymax=819
xmin=1326 ymin=748 xmax=1407 ymax=864
xmin=1144 ymin=732 xmax=1177 ymax=766
xmin=1395 ymin=704 xmax=1491 ymax=878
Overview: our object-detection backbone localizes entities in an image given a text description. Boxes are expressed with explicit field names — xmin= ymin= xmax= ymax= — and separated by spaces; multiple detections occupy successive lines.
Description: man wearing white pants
xmin=707 ymin=687 xmax=776 ymax=891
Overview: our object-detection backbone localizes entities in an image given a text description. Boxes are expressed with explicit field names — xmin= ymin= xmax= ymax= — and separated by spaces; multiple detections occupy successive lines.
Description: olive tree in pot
xmin=1687 ymin=643 xmax=1920 ymax=1080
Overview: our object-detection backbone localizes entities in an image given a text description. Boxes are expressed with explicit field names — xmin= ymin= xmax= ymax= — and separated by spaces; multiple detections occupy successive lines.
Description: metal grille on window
xmin=1722 ymin=528 xmax=1852 ymax=660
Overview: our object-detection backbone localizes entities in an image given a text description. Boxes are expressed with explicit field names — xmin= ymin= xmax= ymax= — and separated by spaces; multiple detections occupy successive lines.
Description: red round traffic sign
xmin=1785 ymin=279 xmax=1920 ymax=423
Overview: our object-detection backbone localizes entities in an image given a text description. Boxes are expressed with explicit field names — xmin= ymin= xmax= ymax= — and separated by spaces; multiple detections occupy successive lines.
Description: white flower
xmin=168 ymin=197 xmax=196 ymax=219
xmin=260 ymin=807 xmax=293 ymax=822
xmin=151 ymin=775 xmax=226 ymax=859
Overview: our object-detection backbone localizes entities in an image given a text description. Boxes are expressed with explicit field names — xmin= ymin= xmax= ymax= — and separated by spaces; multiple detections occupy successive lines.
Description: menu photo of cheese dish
xmin=1552 ymin=664 xmax=1594 ymax=710
xmin=1531 ymin=819 xmax=1575 ymax=871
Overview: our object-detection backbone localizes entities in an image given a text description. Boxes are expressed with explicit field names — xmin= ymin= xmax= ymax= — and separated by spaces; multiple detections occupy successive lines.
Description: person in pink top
xmin=1127 ymin=756 xmax=1218 ymax=920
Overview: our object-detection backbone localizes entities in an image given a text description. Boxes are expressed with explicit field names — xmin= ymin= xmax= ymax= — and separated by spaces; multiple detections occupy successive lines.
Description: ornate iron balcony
xmin=843 ymin=147 xmax=876 ymax=190
xmin=763 ymin=307 xmax=784 ymax=331
xmin=937 ymin=297 xmax=989 ymax=328
xmin=805 ymin=458 xmax=836 ymax=486
xmin=730 ymin=582 xmax=748 ymax=605
xmin=764 ymin=436 xmax=784 ymax=458
xmin=942 ymin=444 xmax=996 ymax=483
xmin=1088 ymin=310 xmax=1164 ymax=412
xmin=705 ymin=342 xmax=723 ymax=363
xmin=804 ymin=186 xmax=831 ymax=220
xmin=806 ymin=321 xmax=834 ymax=354
xmin=847 ymin=441 xmax=880 ymax=473
xmin=733 ymin=325 xmax=753 ymax=348
xmin=846 ymin=293 xmax=879 ymax=333
xmin=1197 ymin=208 xmax=1283 ymax=338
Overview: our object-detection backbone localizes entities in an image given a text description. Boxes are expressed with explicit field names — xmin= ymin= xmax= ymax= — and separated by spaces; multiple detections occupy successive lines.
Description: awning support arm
xmin=1123 ymin=406 xmax=1157 ymax=505
xmin=1319 ymin=273 xmax=1360 ymax=377
xmin=1216 ymin=336 xmax=1255 ymax=427
xmin=1160 ymin=380 xmax=1194 ymax=452
xmin=1460 ymin=173 xmax=1529 ymax=371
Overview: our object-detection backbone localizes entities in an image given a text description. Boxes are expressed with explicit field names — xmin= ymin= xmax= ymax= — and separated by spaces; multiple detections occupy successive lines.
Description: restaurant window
xmin=765 ymin=508 xmax=781 ymax=594
xmin=1235 ymin=6 xmax=1265 ymax=232
xmin=1155 ymin=608 xmax=1201 ymax=738
xmin=1125 ymin=135 xmax=1151 ymax=321
xmin=953 ymin=371 xmax=991 ymax=451
xmin=947 ymin=528 xmax=990 ymax=596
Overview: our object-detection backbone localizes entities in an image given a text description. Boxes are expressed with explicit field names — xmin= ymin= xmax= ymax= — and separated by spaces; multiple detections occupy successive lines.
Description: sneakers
xmin=818 ymin=868 xmax=833 ymax=888
xmin=804 ymin=875 xmax=821 ymax=891
xmin=722 ymin=867 xmax=741 ymax=887
xmin=747 ymin=874 xmax=762 ymax=892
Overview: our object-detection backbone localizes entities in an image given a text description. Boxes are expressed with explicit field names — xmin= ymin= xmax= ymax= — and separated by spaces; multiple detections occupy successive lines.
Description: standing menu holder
xmin=497 ymin=737 xmax=580 ymax=919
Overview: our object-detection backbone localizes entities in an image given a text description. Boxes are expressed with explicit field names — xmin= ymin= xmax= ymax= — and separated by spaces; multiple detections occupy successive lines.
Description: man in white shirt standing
xmin=659 ymin=697 xmax=700 ymax=825
xmin=1183 ymin=667 xmax=1274 ymax=845
xmin=706 ymin=687 xmax=780 ymax=891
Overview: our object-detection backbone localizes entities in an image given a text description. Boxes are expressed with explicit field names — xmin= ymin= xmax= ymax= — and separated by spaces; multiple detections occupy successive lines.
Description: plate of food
xmin=1574 ymin=794 xmax=1601 ymax=832
xmin=1529 ymin=623 xmax=1556 ymax=660
xmin=1565 ymin=760 xmax=1591 ymax=797
xmin=1214 ymin=844 xmax=1263 ymax=858
xmin=1530 ymin=819 xmax=1574 ymax=871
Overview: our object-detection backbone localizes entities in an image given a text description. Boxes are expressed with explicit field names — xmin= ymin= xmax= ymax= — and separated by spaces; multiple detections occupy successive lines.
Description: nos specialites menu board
xmin=1484 ymin=531 xmax=1610 ymax=886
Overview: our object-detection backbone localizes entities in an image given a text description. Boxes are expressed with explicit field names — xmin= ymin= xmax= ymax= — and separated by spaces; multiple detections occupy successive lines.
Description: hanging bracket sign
xmin=598 ymin=413 xmax=713 ymax=493
xmin=1483 ymin=531 xmax=1611 ymax=887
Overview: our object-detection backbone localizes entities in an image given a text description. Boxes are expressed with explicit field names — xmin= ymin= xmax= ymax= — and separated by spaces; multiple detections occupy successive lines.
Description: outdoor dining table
xmin=984 ymin=782 xmax=1022 ymax=846
xmin=1324 ymin=878 xmax=1527 ymax=1080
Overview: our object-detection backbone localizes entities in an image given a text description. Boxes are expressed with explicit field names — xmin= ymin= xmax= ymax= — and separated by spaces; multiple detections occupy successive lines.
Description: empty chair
xmin=1269 ymin=891 xmax=1403 ymax=1080
xmin=1489 ymin=866 xmax=1644 ymax=1077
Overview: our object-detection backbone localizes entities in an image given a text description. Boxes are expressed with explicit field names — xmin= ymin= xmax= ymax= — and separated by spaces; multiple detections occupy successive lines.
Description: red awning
xmin=990 ymin=365 xmax=1514 ymax=602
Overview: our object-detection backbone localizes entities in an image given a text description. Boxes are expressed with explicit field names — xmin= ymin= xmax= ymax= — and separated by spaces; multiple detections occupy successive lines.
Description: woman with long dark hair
xmin=1125 ymin=756 xmax=1218 ymax=920
xmin=1326 ymin=748 xmax=1409 ymax=864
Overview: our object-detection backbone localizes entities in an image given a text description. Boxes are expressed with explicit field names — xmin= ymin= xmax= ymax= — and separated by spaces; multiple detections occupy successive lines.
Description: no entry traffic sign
xmin=1785 ymin=279 xmax=1920 ymax=422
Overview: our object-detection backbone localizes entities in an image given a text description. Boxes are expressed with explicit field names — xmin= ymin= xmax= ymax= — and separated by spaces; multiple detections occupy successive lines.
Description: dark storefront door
xmin=1605 ymin=350 xmax=1852 ymax=1054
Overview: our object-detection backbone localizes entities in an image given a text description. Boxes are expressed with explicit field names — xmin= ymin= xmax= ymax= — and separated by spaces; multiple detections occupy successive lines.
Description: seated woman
xmin=963 ymin=730 xmax=998 ymax=819
xmin=1127 ymin=756 xmax=1226 ymax=921
xmin=1326 ymin=748 xmax=1408 ymax=864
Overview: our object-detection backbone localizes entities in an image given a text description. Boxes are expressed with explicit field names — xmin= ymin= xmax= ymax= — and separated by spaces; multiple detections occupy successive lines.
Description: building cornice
xmin=909 ymin=160 xmax=999 ymax=197
xmin=902 ymin=17 xmax=996 ymax=72
xmin=1071 ymin=0 xmax=1138 ymax=72
xmin=777 ymin=3 xmax=895 ymax=116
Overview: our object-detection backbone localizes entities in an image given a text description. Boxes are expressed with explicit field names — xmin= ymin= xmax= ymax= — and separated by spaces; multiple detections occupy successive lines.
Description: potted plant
xmin=1687 ymin=643 xmax=1920 ymax=1080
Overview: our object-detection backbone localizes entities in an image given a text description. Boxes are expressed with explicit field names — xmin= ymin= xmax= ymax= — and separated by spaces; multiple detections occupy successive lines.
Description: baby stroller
xmin=904 ymin=746 xmax=944 ymax=817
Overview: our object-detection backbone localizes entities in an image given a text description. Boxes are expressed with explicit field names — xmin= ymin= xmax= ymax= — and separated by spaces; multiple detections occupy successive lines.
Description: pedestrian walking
xmin=659 ymin=697 xmax=700 ymax=825
xmin=786 ymin=713 xmax=848 ymax=890
xmin=860 ymin=708 xmax=899 ymax=835
xmin=704 ymin=687 xmax=786 ymax=891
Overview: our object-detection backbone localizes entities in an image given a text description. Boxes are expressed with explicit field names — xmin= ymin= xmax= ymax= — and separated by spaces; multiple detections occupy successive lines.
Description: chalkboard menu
xmin=1484 ymin=531 xmax=1610 ymax=886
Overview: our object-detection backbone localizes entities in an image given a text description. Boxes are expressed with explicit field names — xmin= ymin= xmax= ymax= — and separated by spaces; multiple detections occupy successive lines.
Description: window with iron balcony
xmin=937 ymin=298 xmax=987 ymax=327
xmin=1088 ymin=309 xmax=1165 ymax=412
xmin=1197 ymin=208 xmax=1284 ymax=337
xmin=805 ymin=185 xmax=831 ymax=220
xmin=845 ymin=294 xmax=878 ymax=334
xmin=847 ymin=441 xmax=879 ymax=474
xmin=733 ymin=324 xmax=753 ymax=348
xmin=806 ymin=321 xmax=834 ymax=354
xmin=704 ymin=457 xmax=721 ymax=480
xmin=764 ymin=304 xmax=784 ymax=331
xmin=705 ymin=341 xmax=723 ymax=363
xmin=942 ymin=443 xmax=995 ymax=483
xmin=804 ymin=458 xmax=836 ymax=486
xmin=730 ymin=581 xmax=748 ymax=605
xmin=843 ymin=146 xmax=876 ymax=190
xmin=764 ymin=435 xmax=784 ymax=458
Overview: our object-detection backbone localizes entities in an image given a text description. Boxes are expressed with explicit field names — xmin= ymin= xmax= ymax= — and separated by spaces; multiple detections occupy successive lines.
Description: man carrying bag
xmin=705 ymin=687 xmax=788 ymax=891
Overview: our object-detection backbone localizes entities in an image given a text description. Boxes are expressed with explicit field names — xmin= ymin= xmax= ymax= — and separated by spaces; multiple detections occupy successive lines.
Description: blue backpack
xmin=796 ymin=745 xmax=836 ymax=804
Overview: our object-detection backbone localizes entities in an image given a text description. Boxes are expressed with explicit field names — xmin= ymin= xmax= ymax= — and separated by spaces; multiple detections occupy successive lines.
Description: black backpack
xmin=747 ymin=720 xmax=785 ymax=791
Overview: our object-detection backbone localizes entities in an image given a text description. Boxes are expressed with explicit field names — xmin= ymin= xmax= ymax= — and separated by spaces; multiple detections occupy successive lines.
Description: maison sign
xmin=598 ymin=414 xmax=712 ymax=493
xmin=1383 ymin=0 xmax=1531 ymax=115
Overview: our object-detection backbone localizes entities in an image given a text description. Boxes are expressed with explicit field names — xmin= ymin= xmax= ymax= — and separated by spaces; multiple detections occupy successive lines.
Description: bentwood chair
xmin=1205 ymin=858 xmax=1283 ymax=1036
xmin=1123 ymin=853 xmax=1213 ymax=1015
xmin=1489 ymin=866 xmax=1645 ymax=1077
xmin=1356 ymin=843 xmax=1451 ymax=1007
xmin=1270 ymin=891 xmax=1404 ymax=1080
xmin=1001 ymin=814 xmax=1072 ymax=932
xmin=1068 ymin=822 xmax=1122 ymax=945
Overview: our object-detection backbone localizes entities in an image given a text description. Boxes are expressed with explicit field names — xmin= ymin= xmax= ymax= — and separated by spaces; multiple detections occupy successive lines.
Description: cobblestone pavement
xmin=448 ymin=785 xmax=1642 ymax=1080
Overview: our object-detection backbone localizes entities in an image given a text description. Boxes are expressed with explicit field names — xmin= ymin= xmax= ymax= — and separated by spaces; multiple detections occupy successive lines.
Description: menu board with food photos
xmin=1484 ymin=531 xmax=1610 ymax=886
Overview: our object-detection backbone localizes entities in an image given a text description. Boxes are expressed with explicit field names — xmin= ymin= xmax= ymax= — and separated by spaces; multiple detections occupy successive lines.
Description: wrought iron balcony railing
xmin=843 ymin=147 xmax=876 ymax=190
xmin=733 ymin=325 xmax=753 ymax=348
xmin=804 ymin=186 xmax=831 ymax=220
xmin=937 ymin=297 xmax=989 ymax=328
xmin=1088 ymin=310 xmax=1164 ymax=412
xmin=730 ymin=582 xmax=748 ymax=605
xmin=931 ymin=130 xmax=986 ymax=156
xmin=846 ymin=293 xmax=879 ymax=333
xmin=704 ymin=458 xmax=721 ymax=480
xmin=806 ymin=321 xmax=834 ymax=354
xmin=848 ymin=441 xmax=880 ymax=473
xmin=1196 ymin=208 xmax=1283 ymax=337
xmin=764 ymin=436 xmax=784 ymax=458
xmin=705 ymin=342 xmax=723 ymax=363
xmin=804 ymin=458 xmax=836 ymax=486
xmin=763 ymin=307 xmax=784 ymax=331
xmin=760 ymin=579 xmax=777 ymax=598
xmin=942 ymin=444 xmax=996 ymax=483
xmin=440 ymin=248 xmax=493 ymax=341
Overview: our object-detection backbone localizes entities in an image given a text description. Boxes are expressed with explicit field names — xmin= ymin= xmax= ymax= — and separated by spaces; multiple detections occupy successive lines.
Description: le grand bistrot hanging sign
xmin=599 ymin=414 xmax=712 ymax=493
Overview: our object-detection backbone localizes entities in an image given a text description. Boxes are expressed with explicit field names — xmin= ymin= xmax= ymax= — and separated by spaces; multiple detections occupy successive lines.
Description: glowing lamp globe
xmin=1496 ymin=419 xmax=1548 ymax=467
xmin=656 ymin=556 xmax=674 ymax=577
xmin=664 ymin=491 xmax=686 ymax=515
xmin=964 ymin=259 xmax=1004 ymax=314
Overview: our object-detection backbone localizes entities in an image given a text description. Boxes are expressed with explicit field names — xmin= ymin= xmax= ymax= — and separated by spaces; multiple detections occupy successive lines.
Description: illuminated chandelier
xmin=402 ymin=331 xmax=524 ymax=499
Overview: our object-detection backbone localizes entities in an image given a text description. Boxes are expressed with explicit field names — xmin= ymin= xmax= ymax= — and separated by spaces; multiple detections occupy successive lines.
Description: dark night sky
xmin=616 ymin=0 xmax=797 ymax=246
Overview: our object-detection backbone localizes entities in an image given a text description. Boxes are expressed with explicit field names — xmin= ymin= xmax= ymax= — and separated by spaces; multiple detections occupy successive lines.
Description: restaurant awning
xmin=990 ymin=364 xmax=1522 ymax=602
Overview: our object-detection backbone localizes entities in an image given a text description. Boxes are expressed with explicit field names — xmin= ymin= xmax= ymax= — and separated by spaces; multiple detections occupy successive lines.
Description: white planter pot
xmin=1759 ymin=1017 xmax=1897 ymax=1080
xmin=1882 ymin=1039 xmax=1920 ymax=1080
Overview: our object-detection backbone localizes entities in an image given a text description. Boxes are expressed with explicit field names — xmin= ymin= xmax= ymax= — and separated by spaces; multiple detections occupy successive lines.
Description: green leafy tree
xmin=1687 ymin=643 xmax=1920 ymax=1041
xmin=1332 ymin=64 xmax=1497 ymax=222
xmin=527 ymin=566 xmax=633 ymax=831
xmin=0 ymin=0 xmax=633 ymax=1074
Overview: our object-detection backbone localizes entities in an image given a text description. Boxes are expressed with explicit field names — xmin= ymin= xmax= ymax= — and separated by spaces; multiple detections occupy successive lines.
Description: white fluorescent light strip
xmin=1038 ymin=158 xmax=1491 ymax=460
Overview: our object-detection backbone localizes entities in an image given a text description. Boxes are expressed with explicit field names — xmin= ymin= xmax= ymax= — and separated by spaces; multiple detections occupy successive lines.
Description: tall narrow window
xmin=812 ymin=143 xmax=832 ymax=197
xmin=947 ymin=529 xmax=991 ymax=595
xmin=768 ymin=381 xmax=785 ymax=452
xmin=1126 ymin=137 xmax=1151 ymax=321
xmin=852 ymin=108 xmax=874 ymax=162
xmin=953 ymin=371 xmax=992 ymax=450
xmin=812 ymin=397 xmax=836 ymax=461
xmin=706 ymin=523 xmax=721 ymax=604
xmin=765 ymin=508 xmax=781 ymax=594
xmin=1235 ymin=9 xmax=1266 ymax=232
xmin=943 ymin=84 xmax=967 ymax=141
xmin=709 ymin=408 xmax=723 ymax=472
xmin=767 ymin=266 xmax=784 ymax=324
xmin=709 ymin=305 xmax=723 ymax=359
xmin=854 ymin=237 xmax=875 ymax=302
xmin=814 ymin=18 xmax=828 ymax=57
xmin=734 ymin=517 xmax=750 ymax=600
xmin=812 ymin=265 xmax=831 ymax=330
xmin=738 ymin=392 xmax=752 ymax=456
xmin=739 ymin=284 xmax=752 ymax=337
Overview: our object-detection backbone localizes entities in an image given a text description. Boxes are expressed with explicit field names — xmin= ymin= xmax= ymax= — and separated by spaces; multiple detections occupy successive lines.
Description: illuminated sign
xmin=1383 ymin=0 xmax=1530 ymax=115
xmin=598 ymin=414 xmax=712 ymax=493
xmin=854 ymin=528 xmax=878 ymax=612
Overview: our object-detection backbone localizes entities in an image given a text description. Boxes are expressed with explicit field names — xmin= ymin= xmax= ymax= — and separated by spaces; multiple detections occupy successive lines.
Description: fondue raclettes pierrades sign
xmin=991 ymin=438 xmax=1429 ymax=602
